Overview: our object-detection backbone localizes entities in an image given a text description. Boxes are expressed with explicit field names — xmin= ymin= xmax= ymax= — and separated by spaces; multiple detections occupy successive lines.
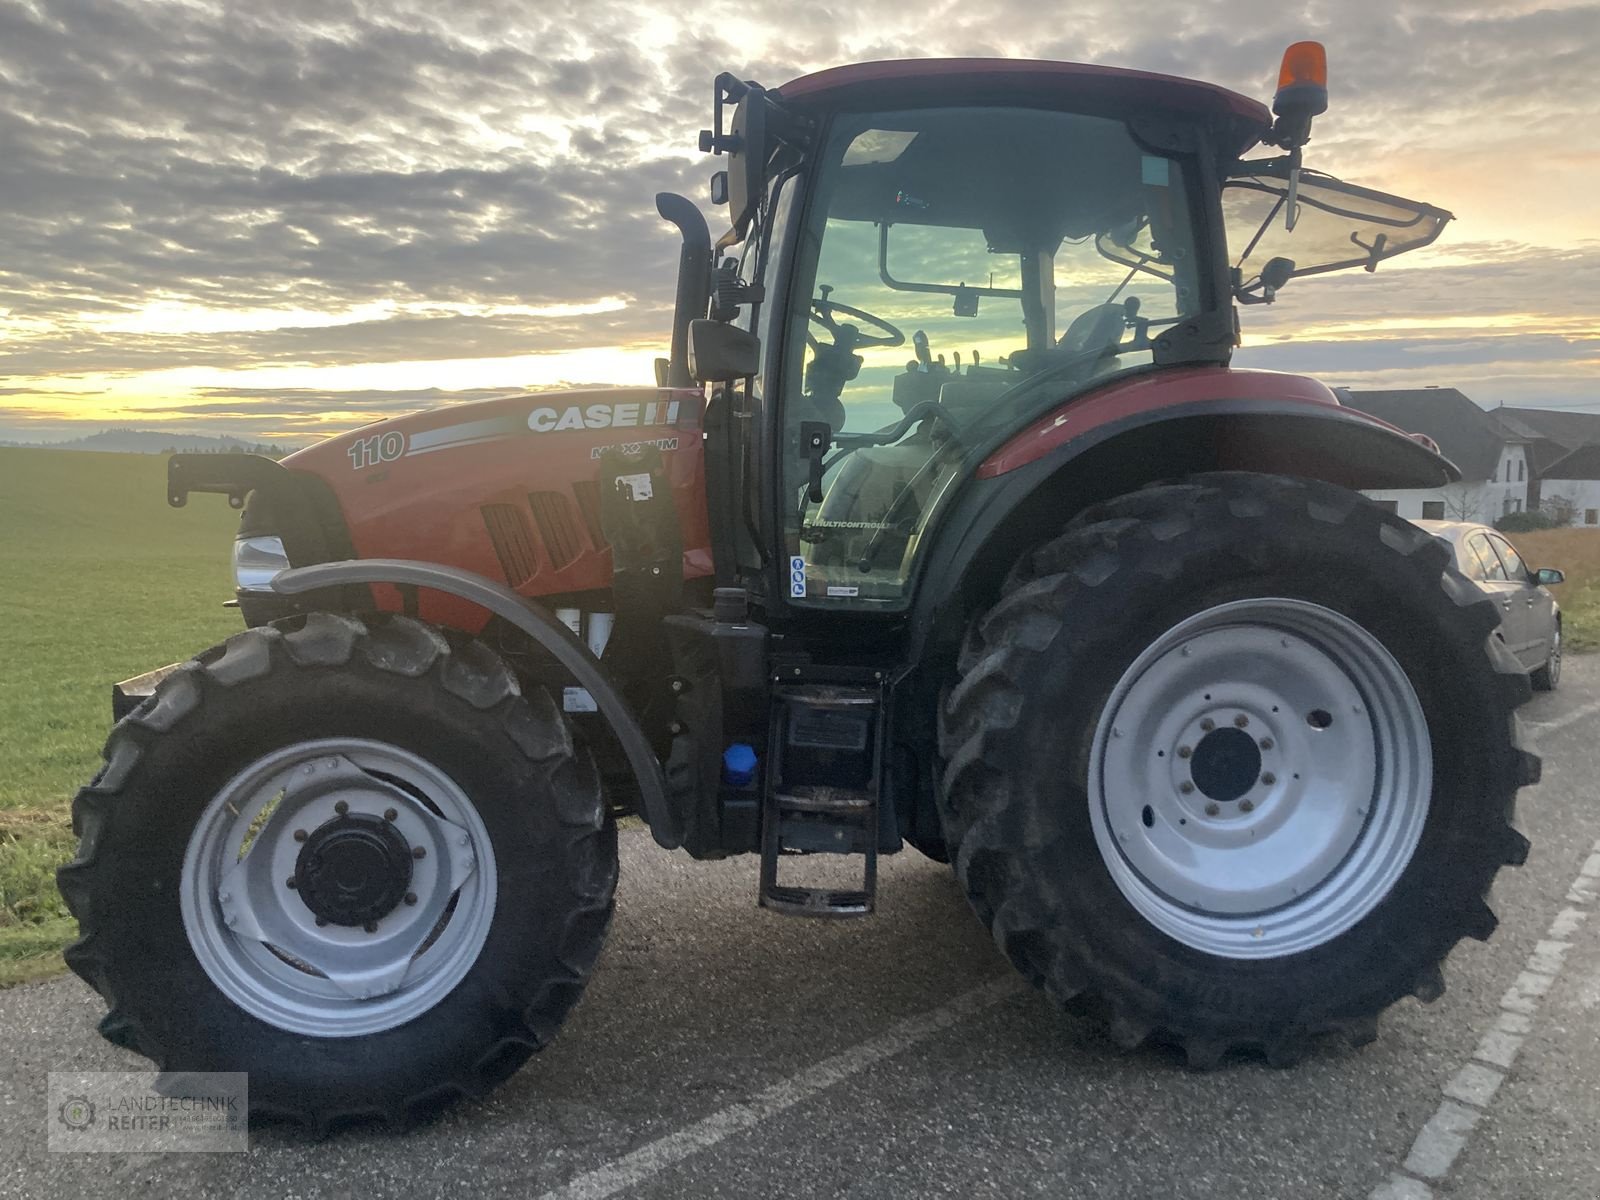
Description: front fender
xmin=272 ymin=558 xmax=678 ymax=849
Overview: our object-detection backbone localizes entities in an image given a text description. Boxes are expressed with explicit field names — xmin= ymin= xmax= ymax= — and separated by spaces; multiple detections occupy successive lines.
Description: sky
xmin=0 ymin=0 xmax=1596 ymax=444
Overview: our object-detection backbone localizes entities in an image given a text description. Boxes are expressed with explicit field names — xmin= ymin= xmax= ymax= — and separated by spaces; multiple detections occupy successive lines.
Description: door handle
xmin=1501 ymin=600 xmax=1513 ymax=611
xmin=1527 ymin=597 xmax=1536 ymax=607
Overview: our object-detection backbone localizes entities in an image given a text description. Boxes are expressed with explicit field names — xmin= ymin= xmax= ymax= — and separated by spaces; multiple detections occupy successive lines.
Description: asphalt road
xmin=4 ymin=657 xmax=1600 ymax=1200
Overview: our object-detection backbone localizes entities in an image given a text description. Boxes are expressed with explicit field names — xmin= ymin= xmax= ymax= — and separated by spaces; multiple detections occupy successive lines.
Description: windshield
xmin=780 ymin=106 xmax=1204 ymax=608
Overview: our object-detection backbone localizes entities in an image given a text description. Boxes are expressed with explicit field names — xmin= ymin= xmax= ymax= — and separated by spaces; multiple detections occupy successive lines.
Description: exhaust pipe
xmin=655 ymin=193 xmax=713 ymax=388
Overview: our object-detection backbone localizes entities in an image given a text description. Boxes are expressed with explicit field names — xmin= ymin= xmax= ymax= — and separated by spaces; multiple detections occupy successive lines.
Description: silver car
xmin=1415 ymin=520 xmax=1564 ymax=689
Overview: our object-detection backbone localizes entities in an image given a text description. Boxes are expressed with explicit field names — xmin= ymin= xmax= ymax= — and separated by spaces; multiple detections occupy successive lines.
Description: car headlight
xmin=233 ymin=535 xmax=290 ymax=592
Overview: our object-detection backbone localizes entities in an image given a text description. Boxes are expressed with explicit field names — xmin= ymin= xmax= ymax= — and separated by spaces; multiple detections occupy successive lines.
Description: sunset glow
xmin=1 ymin=0 xmax=1595 ymax=445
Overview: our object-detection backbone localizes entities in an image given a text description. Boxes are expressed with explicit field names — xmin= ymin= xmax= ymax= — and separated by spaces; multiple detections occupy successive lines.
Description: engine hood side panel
xmin=279 ymin=387 xmax=713 ymax=631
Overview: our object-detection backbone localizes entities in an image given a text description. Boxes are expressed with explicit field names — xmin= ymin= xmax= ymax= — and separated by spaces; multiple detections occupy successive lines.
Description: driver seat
xmin=1057 ymin=302 xmax=1127 ymax=355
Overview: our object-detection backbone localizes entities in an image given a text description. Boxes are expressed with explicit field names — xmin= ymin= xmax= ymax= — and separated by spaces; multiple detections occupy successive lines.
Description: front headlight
xmin=233 ymin=535 xmax=290 ymax=592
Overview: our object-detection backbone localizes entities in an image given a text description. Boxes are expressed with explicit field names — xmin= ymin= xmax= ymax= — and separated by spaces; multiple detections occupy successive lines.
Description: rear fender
xmin=908 ymin=379 xmax=1458 ymax=665
xmin=272 ymin=558 xmax=679 ymax=849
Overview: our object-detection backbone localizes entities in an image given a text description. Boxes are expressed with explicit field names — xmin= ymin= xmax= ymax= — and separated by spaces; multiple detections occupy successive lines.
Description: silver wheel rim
xmin=1088 ymin=598 xmax=1431 ymax=960
xmin=1550 ymin=627 xmax=1562 ymax=685
xmin=180 ymin=739 xmax=497 ymax=1037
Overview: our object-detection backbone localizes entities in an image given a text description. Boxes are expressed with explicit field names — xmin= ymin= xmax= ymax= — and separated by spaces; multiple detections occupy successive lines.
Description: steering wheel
xmin=808 ymin=286 xmax=905 ymax=351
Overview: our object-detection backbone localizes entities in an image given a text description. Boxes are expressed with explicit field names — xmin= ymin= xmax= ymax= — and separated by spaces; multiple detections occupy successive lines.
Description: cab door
xmin=1463 ymin=531 xmax=1532 ymax=663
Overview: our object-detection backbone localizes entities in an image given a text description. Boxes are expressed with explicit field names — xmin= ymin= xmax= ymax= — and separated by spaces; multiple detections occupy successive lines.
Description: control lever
xmin=799 ymin=420 xmax=832 ymax=503
xmin=912 ymin=330 xmax=931 ymax=370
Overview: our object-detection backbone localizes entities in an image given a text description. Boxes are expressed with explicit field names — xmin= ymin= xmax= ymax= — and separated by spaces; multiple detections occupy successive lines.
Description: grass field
xmin=0 ymin=448 xmax=240 ymax=985
xmin=2 ymin=452 xmax=1598 ymax=990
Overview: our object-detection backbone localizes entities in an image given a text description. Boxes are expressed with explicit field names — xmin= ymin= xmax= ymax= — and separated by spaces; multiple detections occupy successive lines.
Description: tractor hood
xmin=284 ymin=386 xmax=703 ymax=476
xmin=272 ymin=385 xmax=714 ymax=626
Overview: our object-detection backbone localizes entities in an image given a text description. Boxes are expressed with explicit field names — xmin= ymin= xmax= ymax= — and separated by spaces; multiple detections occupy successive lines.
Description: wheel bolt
xmin=384 ymin=808 xmax=398 ymax=822
xmin=1239 ymin=799 xmax=1255 ymax=813
xmin=1234 ymin=714 xmax=1249 ymax=728
xmin=1261 ymin=773 xmax=1276 ymax=785
xmin=1204 ymin=802 xmax=1220 ymax=816
xmin=412 ymin=845 xmax=427 ymax=860
xmin=293 ymin=829 xmax=308 ymax=842
xmin=363 ymin=921 xmax=378 ymax=933
xmin=286 ymin=877 xmax=297 ymax=889
xmin=1180 ymin=781 xmax=1195 ymax=794
xmin=1200 ymin=718 xmax=1215 ymax=732
xmin=404 ymin=892 xmax=417 ymax=906
xmin=334 ymin=800 xmax=349 ymax=815
xmin=1177 ymin=746 xmax=1192 ymax=759
xmin=1260 ymin=737 xmax=1274 ymax=750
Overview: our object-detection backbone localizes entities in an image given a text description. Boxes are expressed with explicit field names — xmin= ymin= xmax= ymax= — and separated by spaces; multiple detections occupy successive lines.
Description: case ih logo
xmin=527 ymin=400 xmax=681 ymax=433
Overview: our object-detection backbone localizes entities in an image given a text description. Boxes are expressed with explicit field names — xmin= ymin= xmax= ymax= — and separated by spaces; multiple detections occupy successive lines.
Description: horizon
xmin=2 ymin=0 xmax=1596 ymax=442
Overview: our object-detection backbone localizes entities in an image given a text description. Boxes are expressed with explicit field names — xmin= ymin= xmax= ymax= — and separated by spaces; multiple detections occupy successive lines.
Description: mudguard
xmin=271 ymin=558 xmax=679 ymax=849
xmin=907 ymin=367 xmax=1458 ymax=657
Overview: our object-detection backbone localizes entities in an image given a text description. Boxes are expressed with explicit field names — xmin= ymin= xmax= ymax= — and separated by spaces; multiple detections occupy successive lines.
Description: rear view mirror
xmin=1537 ymin=567 xmax=1565 ymax=586
xmin=699 ymin=75 xmax=769 ymax=240
xmin=688 ymin=320 xmax=760 ymax=383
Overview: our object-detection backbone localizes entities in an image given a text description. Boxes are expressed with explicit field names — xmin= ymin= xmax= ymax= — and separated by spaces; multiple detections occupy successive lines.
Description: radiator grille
xmin=572 ymin=480 xmax=609 ymax=550
xmin=481 ymin=503 xmax=538 ymax=586
xmin=528 ymin=491 xmax=583 ymax=571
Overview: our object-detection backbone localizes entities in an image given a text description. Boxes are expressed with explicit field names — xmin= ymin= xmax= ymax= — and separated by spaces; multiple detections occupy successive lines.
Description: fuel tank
xmin=281 ymin=386 xmax=713 ymax=631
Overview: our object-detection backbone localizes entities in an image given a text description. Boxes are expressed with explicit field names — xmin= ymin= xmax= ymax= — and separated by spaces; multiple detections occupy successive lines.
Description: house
xmin=1337 ymin=387 xmax=1531 ymax=523
xmin=1485 ymin=408 xmax=1600 ymax=528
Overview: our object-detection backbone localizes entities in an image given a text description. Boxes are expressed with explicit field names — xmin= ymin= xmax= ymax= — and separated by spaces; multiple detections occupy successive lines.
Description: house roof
xmin=1488 ymin=408 xmax=1600 ymax=475
xmin=1337 ymin=388 xmax=1510 ymax=482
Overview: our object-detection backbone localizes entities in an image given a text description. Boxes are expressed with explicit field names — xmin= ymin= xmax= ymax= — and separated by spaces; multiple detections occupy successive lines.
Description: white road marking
xmin=1442 ymin=1062 xmax=1505 ymax=1108
xmin=1524 ymin=699 xmax=1600 ymax=738
xmin=1370 ymin=1174 xmax=1435 ymax=1200
xmin=1370 ymin=836 xmax=1600 ymax=1198
xmin=1403 ymin=1100 xmax=1482 ymax=1179
xmin=534 ymin=976 xmax=1023 ymax=1200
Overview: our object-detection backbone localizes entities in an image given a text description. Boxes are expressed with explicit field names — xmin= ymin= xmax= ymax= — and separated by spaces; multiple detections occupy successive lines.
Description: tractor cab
xmin=675 ymin=54 xmax=1449 ymax=611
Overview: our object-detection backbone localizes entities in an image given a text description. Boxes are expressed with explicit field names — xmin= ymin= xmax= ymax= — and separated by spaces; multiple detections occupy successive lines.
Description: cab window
xmin=780 ymin=106 xmax=1203 ymax=608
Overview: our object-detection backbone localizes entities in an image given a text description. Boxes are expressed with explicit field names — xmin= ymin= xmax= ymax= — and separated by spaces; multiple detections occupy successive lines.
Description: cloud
xmin=1 ymin=0 xmax=1596 ymax=438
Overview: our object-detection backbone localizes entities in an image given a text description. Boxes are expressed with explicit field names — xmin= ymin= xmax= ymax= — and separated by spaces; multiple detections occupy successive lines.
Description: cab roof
xmin=776 ymin=58 xmax=1272 ymax=150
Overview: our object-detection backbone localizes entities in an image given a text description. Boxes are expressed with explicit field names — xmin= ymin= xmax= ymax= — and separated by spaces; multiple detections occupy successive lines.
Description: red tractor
xmin=60 ymin=45 xmax=1539 ymax=1127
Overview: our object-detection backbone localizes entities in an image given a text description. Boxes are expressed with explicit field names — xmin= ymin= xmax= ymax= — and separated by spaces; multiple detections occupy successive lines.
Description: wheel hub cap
xmin=1189 ymin=726 xmax=1261 ymax=804
xmin=294 ymin=813 xmax=414 ymax=927
xmin=1089 ymin=598 xmax=1431 ymax=960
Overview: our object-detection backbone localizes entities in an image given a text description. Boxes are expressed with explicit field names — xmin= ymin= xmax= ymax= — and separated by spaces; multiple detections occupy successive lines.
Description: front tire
xmin=938 ymin=473 xmax=1538 ymax=1066
xmin=58 ymin=613 xmax=616 ymax=1128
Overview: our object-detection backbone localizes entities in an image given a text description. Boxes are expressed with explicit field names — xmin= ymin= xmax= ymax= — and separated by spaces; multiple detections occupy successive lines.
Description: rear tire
xmin=57 ymin=613 xmax=616 ymax=1129
xmin=938 ymin=473 xmax=1538 ymax=1066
